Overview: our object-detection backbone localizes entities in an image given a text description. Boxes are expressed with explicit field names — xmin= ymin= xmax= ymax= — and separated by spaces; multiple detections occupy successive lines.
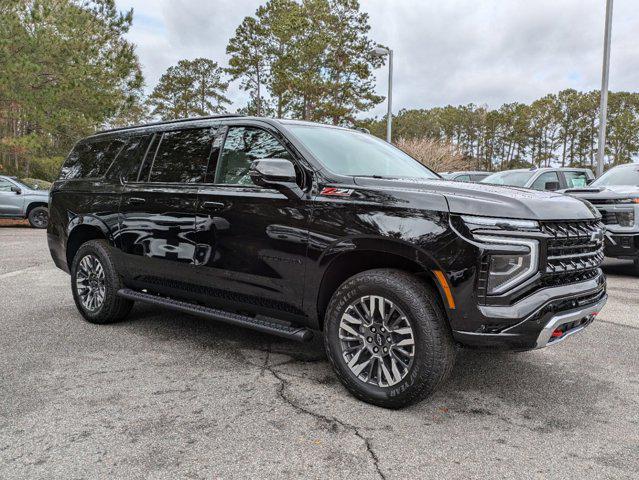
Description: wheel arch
xmin=25 ymin=201 xmax=48 ymax=217
xmin=66 ymin=216 xmax=113 ymax=269
xmin=314 ymin=239 xmax=447 ymax=330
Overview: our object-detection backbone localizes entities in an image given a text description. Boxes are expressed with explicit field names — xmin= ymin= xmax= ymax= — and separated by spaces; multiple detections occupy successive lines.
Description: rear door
xmin=118 ymin=126 xmax=217 ymax=290
xmin=194 ymin=123 xmax=311 ymax=318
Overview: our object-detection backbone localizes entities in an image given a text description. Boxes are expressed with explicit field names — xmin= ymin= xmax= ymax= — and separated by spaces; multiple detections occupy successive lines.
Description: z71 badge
xmin=320 ymin=187 xmax=354 ymax=197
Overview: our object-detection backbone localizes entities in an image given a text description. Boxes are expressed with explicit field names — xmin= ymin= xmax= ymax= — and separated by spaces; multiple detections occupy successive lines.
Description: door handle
xmin=128 ymin=197 xmax=146 ymax=205
xmin=202 ymin=201 xmax=225 ymax=211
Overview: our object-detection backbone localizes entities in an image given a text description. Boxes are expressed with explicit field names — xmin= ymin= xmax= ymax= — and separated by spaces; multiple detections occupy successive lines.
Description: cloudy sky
xmin=115 ymin=0 xmax=638 ymax=118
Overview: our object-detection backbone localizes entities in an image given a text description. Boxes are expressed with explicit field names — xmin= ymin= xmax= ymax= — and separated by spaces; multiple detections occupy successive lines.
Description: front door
xmin=118 ymin=127 xmax=216 ymax=290
xmin=0 ymin=178 xmax=24 ymax=216
xmin=195 ymin=124 xmax=310 ymax=318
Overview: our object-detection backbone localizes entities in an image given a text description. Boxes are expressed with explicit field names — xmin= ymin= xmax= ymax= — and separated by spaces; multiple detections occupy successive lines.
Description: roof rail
xmin=95 ymin=114 xmax=245 ymax=135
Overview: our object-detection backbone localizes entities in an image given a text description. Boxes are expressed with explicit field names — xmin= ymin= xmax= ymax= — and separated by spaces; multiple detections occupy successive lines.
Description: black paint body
xmin=48 ymin=116 xmax=607 ymax=350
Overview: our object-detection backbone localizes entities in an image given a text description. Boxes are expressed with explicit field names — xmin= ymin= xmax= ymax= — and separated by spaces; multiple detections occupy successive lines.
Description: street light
xmin=596 ymin=0 xmax=614 ymax=177
xmin=372 ymin=47 xmax=394 ymax=142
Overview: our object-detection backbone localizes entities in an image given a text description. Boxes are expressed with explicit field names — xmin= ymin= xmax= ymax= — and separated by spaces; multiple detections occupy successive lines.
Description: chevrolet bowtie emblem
xmin=590 ymin=228 xmax=605 ymax=243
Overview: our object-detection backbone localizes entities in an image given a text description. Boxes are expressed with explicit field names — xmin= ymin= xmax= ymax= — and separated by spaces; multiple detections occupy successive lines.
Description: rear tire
xmin=70 ymin=239 xmax=133 ymax=324
xmin=27 ymin=206 xmax=48 ymax=229
xmin=324 ymin=269 xmax=455 ymax=409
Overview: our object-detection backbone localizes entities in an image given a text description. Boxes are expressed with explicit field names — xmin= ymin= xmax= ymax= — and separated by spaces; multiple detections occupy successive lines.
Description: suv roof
xmin=90 ymin=115 xmax=356 ymax=141
xmin=505 ymin=167 xmax=592 ymax=172
xmin=96 ymin=114 xmax=245 ymax=136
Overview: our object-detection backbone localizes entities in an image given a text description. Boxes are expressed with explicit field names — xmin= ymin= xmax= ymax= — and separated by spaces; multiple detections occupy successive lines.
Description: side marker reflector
xmin=433 ymin=270 xmax=456 ymax=310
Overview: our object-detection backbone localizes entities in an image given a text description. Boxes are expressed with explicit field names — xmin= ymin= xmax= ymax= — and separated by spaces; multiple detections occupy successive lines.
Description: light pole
xmin=596 ymin=0 xmax=614 ymax=177
xmin=372 ymin=47 xmax=394 ymax=142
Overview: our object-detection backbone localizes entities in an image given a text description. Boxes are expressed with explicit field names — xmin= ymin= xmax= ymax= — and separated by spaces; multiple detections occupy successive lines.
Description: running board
xmin=117 ymin=288 xmax=313 ymax=342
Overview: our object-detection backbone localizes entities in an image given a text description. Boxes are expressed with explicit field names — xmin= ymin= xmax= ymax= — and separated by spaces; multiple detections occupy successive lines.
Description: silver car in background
xmin=565 ymin=163 xmax=639 ymax=271
xmin=481 ymin=167 xmax=595 ymax=191
xmin=0 ymin=176 xmax=50 ymax=228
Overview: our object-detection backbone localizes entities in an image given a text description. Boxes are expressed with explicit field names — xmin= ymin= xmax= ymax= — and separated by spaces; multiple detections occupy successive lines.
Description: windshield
xmin=592 ymin=165 xmax=639 ymax=187
xmin=287 ymin=125 xmax=438 ymax=179
xmin=481 ymin=170 xmax=535 ymax=187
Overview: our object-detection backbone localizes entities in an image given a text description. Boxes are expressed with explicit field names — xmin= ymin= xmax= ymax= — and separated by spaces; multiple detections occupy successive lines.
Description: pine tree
xmin=148 ymin=58 xmax=230 ymax=120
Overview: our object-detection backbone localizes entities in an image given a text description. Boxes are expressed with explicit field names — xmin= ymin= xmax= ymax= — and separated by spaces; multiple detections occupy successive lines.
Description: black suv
xmin=48 ymin=115 xmax=607 ymax=408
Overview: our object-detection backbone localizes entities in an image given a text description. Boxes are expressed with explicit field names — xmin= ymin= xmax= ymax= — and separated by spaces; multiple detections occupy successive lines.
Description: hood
xmin=564 ymin=185 xmax=639 ymax=200
xmin=24 ymin=187 xmax=49 ymax=197
xmin=352 ymin=177 xmax=599 ymax=221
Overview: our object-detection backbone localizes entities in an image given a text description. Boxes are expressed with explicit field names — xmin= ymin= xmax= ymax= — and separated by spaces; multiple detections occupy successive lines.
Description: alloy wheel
xmin=339 ymin=295 xmax=415 ymax=388
xmin=31 ymin=210 xmax=48 ymax=228
xmin=75 ymin=254 xmax=106 ymax=311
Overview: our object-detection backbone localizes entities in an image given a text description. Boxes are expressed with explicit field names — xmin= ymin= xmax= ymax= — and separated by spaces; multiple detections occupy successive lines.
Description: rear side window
xmin=61 ymin=139 xmax=124 ymax=179
xmin=148 ymin=128 xmax=214 ymax=183
xmin=106 ymin=134 xmax=153 ymax=182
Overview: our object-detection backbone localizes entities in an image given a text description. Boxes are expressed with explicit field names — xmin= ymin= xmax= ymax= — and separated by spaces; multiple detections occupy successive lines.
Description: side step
xmin=117 ymin=288 xmax=314 ymax=342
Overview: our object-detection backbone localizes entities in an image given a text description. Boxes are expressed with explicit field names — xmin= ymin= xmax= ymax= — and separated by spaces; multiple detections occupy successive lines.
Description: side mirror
xmin=10 ymin=186 xmax=22 ymax=194
xmin=249 ymin=158 xmax=299 ymax=190
xmin=585 ymin=178 xmax=594 ymax=185
xmin=545 ymin=181 xmax=560 ymax=191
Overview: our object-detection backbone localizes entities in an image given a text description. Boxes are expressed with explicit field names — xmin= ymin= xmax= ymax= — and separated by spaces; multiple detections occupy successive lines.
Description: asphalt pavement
xmin=1 ymin=226 xmax=637 ymax=479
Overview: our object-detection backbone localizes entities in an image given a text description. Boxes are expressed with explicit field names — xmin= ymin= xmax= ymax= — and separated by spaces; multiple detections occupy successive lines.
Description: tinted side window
xmin=148 ymin=128 xmax=214 ymax=183
xmin=564 ymin=170 xmax=588 ymax=188
xmin=531 ymin=171 xmax=560 ymax=190
xmin=105 ymin=134 xmax=152 ymax=182
xmin=217 ymin=127 xmax=292 ymax=185
xmin=61 ymin=139 xmax=124 ymax=179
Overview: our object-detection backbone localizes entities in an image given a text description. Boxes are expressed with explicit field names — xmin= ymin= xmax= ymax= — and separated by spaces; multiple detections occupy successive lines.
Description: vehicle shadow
xmin=119 ymin=302 xmax=610 ymax=428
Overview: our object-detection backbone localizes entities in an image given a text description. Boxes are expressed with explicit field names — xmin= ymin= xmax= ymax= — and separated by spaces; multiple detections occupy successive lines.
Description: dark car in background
xmin=565 ymin=163 xmax=639 ymax=271
xmin=439 ymin=171 xmax=490 ymax=182
xmin=481 ymin=167 xmax=594 ymax=191
xmin=48 ymin=115 xmax=607 ymax=408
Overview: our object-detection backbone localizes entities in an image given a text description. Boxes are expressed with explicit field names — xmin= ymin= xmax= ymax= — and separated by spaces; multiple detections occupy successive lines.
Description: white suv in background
xmin=481 ymin=167 xmax=595 ymax=191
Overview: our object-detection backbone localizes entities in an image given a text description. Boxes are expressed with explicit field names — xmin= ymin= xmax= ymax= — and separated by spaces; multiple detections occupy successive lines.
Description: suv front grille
xmin=541 ymin=220 xmax=605 ymax=275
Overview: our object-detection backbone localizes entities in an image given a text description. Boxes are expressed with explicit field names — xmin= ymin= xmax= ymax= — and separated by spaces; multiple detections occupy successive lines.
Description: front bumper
xmin=453 ymin=273 xmax=607 ymax=350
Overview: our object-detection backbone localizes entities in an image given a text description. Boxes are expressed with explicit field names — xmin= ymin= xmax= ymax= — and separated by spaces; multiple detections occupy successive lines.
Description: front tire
xmin=324 ymin=269 xmax=455 ymax=409
xmin=70 ymin=240 xmax=133 ymax=324
xmin=27 ymin=206 xmax=48 ymax=229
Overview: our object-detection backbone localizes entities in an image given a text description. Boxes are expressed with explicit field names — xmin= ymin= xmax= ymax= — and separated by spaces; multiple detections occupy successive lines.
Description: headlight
xmin=461 ymin=215 xmax=538 ymax=231
xmin=475 ymin=235 xmax=539 ymax=295
xmin=617 ymin=210 xmax=635 ymax=227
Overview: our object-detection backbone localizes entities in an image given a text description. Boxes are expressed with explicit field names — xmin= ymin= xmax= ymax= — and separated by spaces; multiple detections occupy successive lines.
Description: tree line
xmin=0 ymin=0 xmax=383 ymax=180
xmin=1 ymin=0 xmax=637 ymax=181
xmin=359 ymin=90 xmax=639 ymax=171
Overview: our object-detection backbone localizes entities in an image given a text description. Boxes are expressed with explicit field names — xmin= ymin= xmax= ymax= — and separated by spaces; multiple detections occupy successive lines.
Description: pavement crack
xmin=264 ymin=346 xmax=387 ymax=480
